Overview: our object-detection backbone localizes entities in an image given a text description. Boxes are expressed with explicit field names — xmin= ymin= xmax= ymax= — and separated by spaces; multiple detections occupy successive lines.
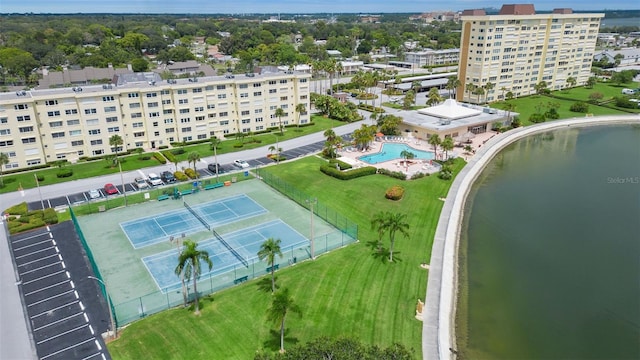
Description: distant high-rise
xmin=457 ymin=4 xmax=604 ymax=103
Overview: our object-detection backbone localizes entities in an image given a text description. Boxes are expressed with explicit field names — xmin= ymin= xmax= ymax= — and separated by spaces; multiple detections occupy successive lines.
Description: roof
xmin=418 ymin=99 xmax=482 ymax=120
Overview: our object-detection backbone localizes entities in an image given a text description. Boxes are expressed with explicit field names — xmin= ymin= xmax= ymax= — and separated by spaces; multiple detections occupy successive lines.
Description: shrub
xmin=5 ymin=202 xmax=28 ymax=216
xmin=385 ymin=185 xmax=405 ymax=200
xmin=438 ymin=165 xmax=453 ymax=180
xmin=138 ymin=156 xmax=151 ymax=161
xmin=377 ymin=168 xmax=407 ymax=180
xmin=174 ymin=171 xmax=188 ymax=181
xmin=184 ymin=168 xmax=198 ymax=179
xmin=328 ymin=159 xmax=353 ymax=170
xmin=320 ymin=164 xmax=377 ymax=180
xmin=153 ymin=152 xmax=167 ymax=164
xmin=43 ymin=208 xmax=58 ymax=225
xmin=528 ymin=113 xmax=546 ymax=123
xmin=410 ymin=172 xmax=428 ymax=180
xmin=570 ymin=101 xmax=590 ymax=113
xmin=162 ymin=151 xmax=177 ymax=164
xmin=158 ymin=145 xmax=169 ymax=150
xmin=233 ymin=143 xmax=244 ymax=148
xmin=36 ymin=174 xmax=45 ymax=182
xmin=56 ymin=168 xmax=73 ymax=178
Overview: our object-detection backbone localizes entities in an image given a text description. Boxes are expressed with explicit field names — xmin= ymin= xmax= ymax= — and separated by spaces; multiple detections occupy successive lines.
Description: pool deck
xmin=336 ymin=131 xmax=499 ymax=176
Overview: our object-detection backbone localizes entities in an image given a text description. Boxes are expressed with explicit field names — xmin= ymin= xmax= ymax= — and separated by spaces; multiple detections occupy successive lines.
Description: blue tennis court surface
xmin=120 ymin=194 xmax=267 ymax=249
xmin=142 ymin=219 xmax=309 ymax=292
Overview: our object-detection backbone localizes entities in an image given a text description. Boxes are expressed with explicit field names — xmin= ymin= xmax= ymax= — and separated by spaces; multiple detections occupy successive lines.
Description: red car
xmin=104 ymin=183 xmax=118 ymax=195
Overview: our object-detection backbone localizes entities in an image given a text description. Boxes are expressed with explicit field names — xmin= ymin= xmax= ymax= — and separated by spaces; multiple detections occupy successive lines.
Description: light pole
xmin=118 ymin=161 xmax=127 ymax=207
xmin=87 ymin=276 xmax=116 ymax=340
xmin=34 ymin=173 xmax=44 ymax=209
xmin=305 ymin=198 xmax=317 ymax=259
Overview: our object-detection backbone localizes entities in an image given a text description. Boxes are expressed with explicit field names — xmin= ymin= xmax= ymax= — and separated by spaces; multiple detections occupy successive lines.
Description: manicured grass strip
xmin=107 ymin=156 xmax=465 ymax=359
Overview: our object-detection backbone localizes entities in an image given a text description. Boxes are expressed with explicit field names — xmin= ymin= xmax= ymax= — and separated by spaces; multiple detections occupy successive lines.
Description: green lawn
xmin=0 ymin=116 xmax=337 ymax=194
xmin=107 ymin=156 xmax=466 ymax=359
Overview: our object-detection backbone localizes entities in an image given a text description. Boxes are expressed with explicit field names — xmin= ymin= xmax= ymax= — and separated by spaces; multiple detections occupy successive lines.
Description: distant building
xmin=159 ymin=61 xmax=216 ymax=77
xmin=38 ymin=65 xmax=133 ymax=89
xmin=594 ymin=48 xmax=640 ymax=67
xmin=405 ymin=49 xmax=460 ymax=67
xmin=457 ymin=4 xmax=604 ymax=104
xmin=409 ymin=11 xmax=461 ymax=23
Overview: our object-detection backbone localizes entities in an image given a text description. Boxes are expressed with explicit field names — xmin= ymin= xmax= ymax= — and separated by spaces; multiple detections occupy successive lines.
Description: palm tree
xmin=400 ymin=150 xmax=415 ymax=171
xmin=465 ymin=83 xmax=476 ymax=102
xmin=258 ymin=237 xmax=283 ymax=293
xmin=441 ymin=137 xmax=454 ymax=160
xmin=187 ymin=151 xmax=200 ymax=174
xmin=174 ymin=240 xmax=213 ymax=314
xmin=295 ymin=103 xmax=306 ymax=128
xmin=483 ymin=82 xmax=494 ymax=103
xmin=500 ymin=86 xmax=508 ymax=101
xmin=323 ymin=128 xmax=339 ymax=158
xmin=267 ymin=287 xmax=301 ymax=353
xmin=370 ymin=211 xmax=389 ymax=251
xmin=386 ymin=212 xmax=410 ymax=262
xmin=566 ymin=76 xmax=577 ymax=89
xmin=426 ymin=87 xmax=443 ymax=106
xmin=0 ymin=152 xmax=9 ymax=187
xmin=446 ymin=76 xmax=461 ymax=99
xmin=428 ymin=134 xmax=441 ymax=159
xmin=109 ymin=134 xmax=127 ymax=206
xmin=274 ymin=107 xmax=286 ymax=135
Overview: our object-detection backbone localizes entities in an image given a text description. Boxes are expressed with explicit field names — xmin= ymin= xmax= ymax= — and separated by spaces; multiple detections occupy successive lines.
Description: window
xmin=239 ymin=84 xmax=248 ymax=89
xmin=88 ymin=129 xmax=101 ymax=135
xmin=163 ymin=109 xmax=173 ymax=115
xmin=14 ymin=104 xmax=28 ymax=110
xmin=162 ymin=99 xmax=171 ymax=105
xmin=161 ymin=90 xmax=170 ymax=95
xmin=195 ymin=116 xmax=205 ymax=121
xmin=27 ymin=159 xmax=42 ymax=166
xmin=17 ymin=115 xmax=31 ymax=122
xmin=102 ymin=96 xmax=115 ymax=102
xmin=47 ymin=110 xmax=61 ymax=117
xmin=19 ymin=126 xmax=34 ymax=133
xmin=0 ymin=140 xmax=14 ymax=147
xmin=253 ymin=91 xmax=262 ymax=96
xmin=166 ymin=128 xmax=175 ymax=133
xmin=299 ymin=78 xmax=307 ymax=83
xmin=207 ymin=104 xmax=215 ymax=109
xmin=148 ymin=102 xmax=159 ymax=108
xmin=45 ymin=100 xmax=58 ymax=106
xmin=52 ymin=132 xmax=65 ymax=138
xmin=179 ymin=109 xmax=190 ymax=114
xmin=280 ymin=96 xmax=288 ymax=101
xmin=181 ymin=127 xmax=192 ymax=132
xmin=241 ymin=110 xmax=250 ymax=116
xmin=132 ymin=122 xmax=144 ymax=128
xmin=84 ymin=108 xmax=97 ymax=115
xmin=193 ymin=88 xmax=202 ymax=93
xmin=128 ymin=93 xmax=139 ymax=98
xmin=133 ymin=132 xmax=144 ymax=137
xmin=178 ymin=99 xmax=189 ymax=104
xmin=90 ymin=139 xmax=103 ymax=145
xmin=146 ymin=92 xmax=157 ymax=98
xmin=72 ymin=140 xmax=84 ymax=146
xmin=22 ymin=137 xmax=36 ymax=144
xmin=216 ymin=85 xmax=226 ymax=90
xmin=279 ymin=79 xmax=287 ymax=84
xmin=164 ymin=118 xmax=174 ymax=124
xmin=108 ymin=127 xmax=120 ymax=133
xmin=268 ymin=80 xmax=276 ymax=85
xmin=149 ymin=112 xmax=160 ymax=117
xmin=49 ymin=121 xmax=63 ymax=128
xmin=129 ymin=103 xmax=141 ymax=108
xmin=69 ymin=130 xmax=82 ymax=136
xmin=92 ymin=150 xmax=104 ymax=156
xmin=152 ymin=121 xmax=159 ymax=127
xmin=219 ymin=111 xmax=228 ymax=117
xmin=218 ymin=94 xmax=226 ymax=99
xmin=177 ymin=89 xmax=188 ymax=94
xmin=65 ymin=109 xmax=79 ymax=116
xmin=197 ymin=134 xmax=207 ymax=140
xmin=86 ymin=119 xmax=99 ymax=125
xmin=240 ymin=93 xmax=249 ymax=98
xmin=255 ymin=117 xmax=263 ymax=122
xmin=180 ymin=118 xmax=191 ymax=123
xmin=106 ymin=116 xmax=118 ymax=123
xmin=194 ymin=106 xmax=204 ymax=112
xmin=241 ymin=119 xmax=250 ymax=124
xmin=255 ymin=109 xmax=263 ymax=114
xmin=131 ymin=112 xmax=142 ymax=118
xmin=220 ymin=120 xmax=229 ymax=125
xmin=0 ymin=129 xmax=10 ymax=136
xmin=104 ymin=106 xmax=117 ymax=112
xmin=269 ymin=89 xmax=277 ymax=94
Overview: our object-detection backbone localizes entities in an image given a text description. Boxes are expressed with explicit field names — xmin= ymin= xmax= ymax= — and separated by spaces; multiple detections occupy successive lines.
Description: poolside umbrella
xmin=459 ymin=131 xmax=476 ymax=143
xmin=376 ymin=132 xmax=384 ymax=138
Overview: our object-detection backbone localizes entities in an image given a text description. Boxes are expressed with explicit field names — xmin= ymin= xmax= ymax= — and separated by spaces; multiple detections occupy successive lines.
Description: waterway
xmin=456 ymin=125 xmax=640 ymax=359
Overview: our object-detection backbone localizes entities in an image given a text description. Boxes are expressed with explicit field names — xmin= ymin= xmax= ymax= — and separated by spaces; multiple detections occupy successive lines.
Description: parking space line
xmin=22 ymin=269 xmax=66 ymax=285
xmin=27 ymin=289 xmax=75 ymax=307
xmin=13 ymin=238 xmax=52 ymax=252
xmin=36 ymin=324 xmax=88 ymax=345
xmin=11 ymin=232 xmax=50 ymax=244
xmin=81 ymin=351 xmax=104 ymax=360
xmin=17 ymin=253 xmax=59 ymax=267
xmin=30 ymin=300 xmax=79 ymax=318
xmin=15 ymin=246 xmax=56 ymax=260
xmin=33 ymin=312 xmax=84 ymax=332
xmin=24 ymin=280 xmax=70 ymax=297
xmin=40 ymin=337 xmax=96 ymax=360
xmin=21 ymin=261 xmax=61 ymax=275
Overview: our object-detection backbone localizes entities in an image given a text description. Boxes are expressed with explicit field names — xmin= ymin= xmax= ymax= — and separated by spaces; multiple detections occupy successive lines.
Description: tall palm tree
xmin=295 ymin=103 xmax=306 ymax=128
xmin=257 ymin=237 xmax=283 ymax=293
xmin=267 ymin=287 xmax=301 ymax=353
xmin=500 ymin=86 xmax=508 ymax=101
xmin=426 ymin=87 xmax=443 ymax=106
xmin=386 ymin=212 xmax=410 ymax=262
xmin=441 ymin=137 xmax=454 ymax=160
xmin=370 ymin=211 xmax=389 ymax=251
xmin=187 ymin=151 xmax=200 ymax=174
xmin=174 ymin=240 xmax=212 ymax=314
xmin=483 ymin=82 xmax=494 ymax=104
xmin=323 ymin=128 xmax=339 ymax=158
xmin=446 ymin=76 xmax=460 ymax=99
xmin=274 ymin=107 xmax=286 ymax=135
xmin=466 ymin=83 xmax=476 ymax=103
xmin=0 ymin=152 xmax=9 ymax=187
xmin=428 ymin=133 xmax=441 ymax=159
xmin=109 ymin=134 xmax=126 ymax=206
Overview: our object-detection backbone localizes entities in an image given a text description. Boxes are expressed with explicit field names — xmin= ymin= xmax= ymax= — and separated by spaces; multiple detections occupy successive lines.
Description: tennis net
xmin=183 ymin=201 xmax=210 ymax=231
xmin=212 ymin=228 xmax=248 ymax=268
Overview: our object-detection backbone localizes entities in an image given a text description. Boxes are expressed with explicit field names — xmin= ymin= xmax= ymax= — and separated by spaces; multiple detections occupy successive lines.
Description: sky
xmin=0 ymin=0 xmax=637 ymax=14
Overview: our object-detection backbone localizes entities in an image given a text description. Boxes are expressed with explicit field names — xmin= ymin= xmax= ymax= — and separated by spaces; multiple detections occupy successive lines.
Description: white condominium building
xmin=457 ymin=4 xmax=604 ymax=104
xmin=0 ymin=71 xmax=311 ymax=171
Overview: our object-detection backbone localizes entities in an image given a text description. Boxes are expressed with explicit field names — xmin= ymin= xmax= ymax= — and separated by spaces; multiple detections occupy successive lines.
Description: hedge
xmin=184 ymin=168 xmax=198 ymax=179
xmin=162 ymin=151 xmax=177 ymax=164
xmin=153 ymin=152 xmax=167 ymax=164
xmin=175 ymin=171 xmax=189 ymax=181
xmin=328 ymin=158 xmax=353 ymax=170
xmin=385 ymin=185 xmax=405 ymax=200
xmin=320 ymin=164 xmax=377 ymax=180
xmin=377 ymin=168 xmax=407 ymax=180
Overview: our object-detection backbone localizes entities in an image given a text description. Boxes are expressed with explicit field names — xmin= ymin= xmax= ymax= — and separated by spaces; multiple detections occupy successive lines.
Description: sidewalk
xmin=0 ymin=221 xmax=37 ymax=360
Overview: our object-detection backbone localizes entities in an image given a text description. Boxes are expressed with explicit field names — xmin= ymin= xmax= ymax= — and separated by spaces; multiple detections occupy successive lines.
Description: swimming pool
xmin=358 ymin=143 xmax=435 ymax=164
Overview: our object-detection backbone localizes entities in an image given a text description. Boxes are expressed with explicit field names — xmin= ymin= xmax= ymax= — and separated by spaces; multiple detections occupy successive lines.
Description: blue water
xmin=358 ymin=143 xmax=435 ymax=164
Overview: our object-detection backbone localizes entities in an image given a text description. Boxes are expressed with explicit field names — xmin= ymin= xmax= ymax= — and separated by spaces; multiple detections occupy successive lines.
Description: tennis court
xmin=142 ymin=219 xmax=308 ymax=292
xmin=120 ymin=194 xmax=267 ymax=249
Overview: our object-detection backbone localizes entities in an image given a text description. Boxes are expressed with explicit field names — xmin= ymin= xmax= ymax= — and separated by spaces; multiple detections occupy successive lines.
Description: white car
xmin=147 ymin=173 xmax=164 ymax=186
xmin=88 ymin=189 xmax=101 ymax=199
xmin=234 ymin=160 xmax=250 ymax=168
xmin=134 ymin=177 xmax=149 ymax=189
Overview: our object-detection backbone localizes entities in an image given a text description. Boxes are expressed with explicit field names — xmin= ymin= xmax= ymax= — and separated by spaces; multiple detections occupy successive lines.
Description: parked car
xmin=147 ymin=173 xmax=163 ymax=186
xmin=134 ymin=177 xmax=149 ymax=189
xmin=104 ymin=183 xmax=118 ymax=195
xmin=88 ymin=189 xmax=101 ymax=199
xmin=207 ymin=163 xmax=223 ymax=173
xmin=234 ymin=160 xmax=250 ymax=169
xmin=161 ymin=171 xmax=176 ymax=183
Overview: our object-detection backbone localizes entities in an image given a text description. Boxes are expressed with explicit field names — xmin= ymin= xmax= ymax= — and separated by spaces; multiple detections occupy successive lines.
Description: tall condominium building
xmin=0 ymin=71 xmax=310 ymax=171
xmin=456 ymin=4 xmax=604 ymax=104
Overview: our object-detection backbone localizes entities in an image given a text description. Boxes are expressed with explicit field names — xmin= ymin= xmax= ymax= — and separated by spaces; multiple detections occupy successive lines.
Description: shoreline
xmin=421 ymin=114 xmax=640 ymax=360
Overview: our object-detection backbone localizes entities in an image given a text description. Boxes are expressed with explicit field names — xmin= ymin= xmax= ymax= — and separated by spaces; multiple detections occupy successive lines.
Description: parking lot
xmin=27 ymin=140 xmax=326 ymax=211
xmin=9 ymin=222 xmax=111 ymax=360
